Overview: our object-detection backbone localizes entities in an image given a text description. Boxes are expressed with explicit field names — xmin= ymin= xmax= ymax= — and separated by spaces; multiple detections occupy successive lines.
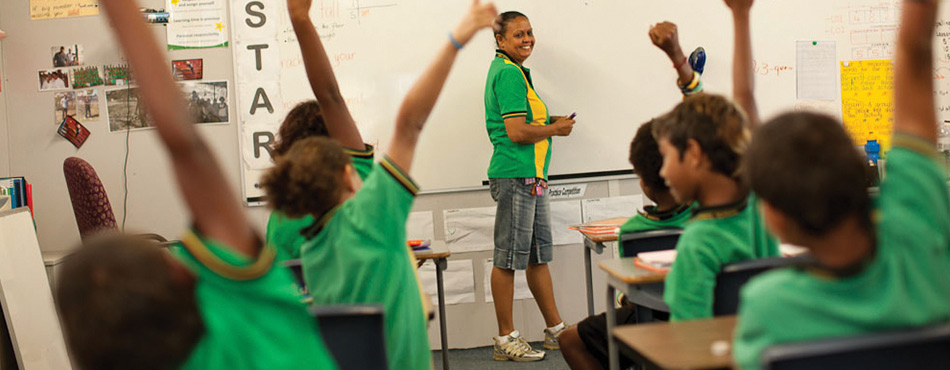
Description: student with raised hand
xmin=54 ymin=0 xmax=339 ymax=368
xmin=734 ymin=1 xmax=950 ymax=369
xmin=654 ymin=0 xmax=778 ymax=322
xmin=261 ymin=2 xmax=498 ymax=369
xmin=266 ymin=0 xmax=376 ymax=262
xmin=649 ymin=21 xmax=704 ymax=97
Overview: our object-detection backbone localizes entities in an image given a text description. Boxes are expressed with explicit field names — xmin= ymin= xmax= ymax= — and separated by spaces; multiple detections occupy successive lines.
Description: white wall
xmin=0 ymin=39 xmax=9 ymax=178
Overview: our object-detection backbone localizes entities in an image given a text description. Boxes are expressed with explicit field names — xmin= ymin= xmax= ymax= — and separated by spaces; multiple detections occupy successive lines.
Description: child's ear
xmin=342 ymin=164 xmax=361 ymax=193
xmin=684 ymin=139 xmax=704 ymax=169
xmin=760 ymin=201 xmax=790 ymax=242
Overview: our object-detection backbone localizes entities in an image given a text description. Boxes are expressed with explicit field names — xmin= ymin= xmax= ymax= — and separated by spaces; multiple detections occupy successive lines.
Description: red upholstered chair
xmin=63 ymin=157 xmax=167 ymax=243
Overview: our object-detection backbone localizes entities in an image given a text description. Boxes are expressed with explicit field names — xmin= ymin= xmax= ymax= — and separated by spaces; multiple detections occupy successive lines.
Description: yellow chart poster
xmin=30 ymin=0 xmax=99 ymax=20
xmin=840 ymin=60 xmax=894 ymax=150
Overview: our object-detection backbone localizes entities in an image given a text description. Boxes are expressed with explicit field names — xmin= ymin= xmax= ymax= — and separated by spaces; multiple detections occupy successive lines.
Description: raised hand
xmin=452 ymin=0 xmax=499 ymax=46
xmin=723 ymin=0 xmax=754 ymax=13
xmin=649 ymin=22 xmax=682 ymax=59
xmin=287 ymin=0 xmax=313 ymax=20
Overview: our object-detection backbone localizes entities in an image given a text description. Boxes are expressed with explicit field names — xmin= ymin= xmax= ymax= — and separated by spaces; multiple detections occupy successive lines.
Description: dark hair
xmin=56 ymin=234 xmax=204 ymax=370
xmin=630 ymin=120 xmax=668 ymax=192
xmin=652 ymin=94 xmax=750 ymax=178
xmin=745 ymin=112 xmax=872 ymax=236
xmin=494 ymin=11 xmax=528 ymax=47
xmin=261 ymin=136 xmax=351 ymax=218
xmin=272 ymin=100 xmax=328 ymax=157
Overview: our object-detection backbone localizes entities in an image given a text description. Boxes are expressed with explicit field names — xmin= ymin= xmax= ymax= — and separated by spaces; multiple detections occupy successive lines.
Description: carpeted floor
xmin=433 ymin=342 xmax=571 ymax=370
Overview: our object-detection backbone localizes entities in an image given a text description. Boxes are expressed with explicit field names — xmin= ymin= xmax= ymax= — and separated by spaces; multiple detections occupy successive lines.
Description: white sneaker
xmin=543 ymin=324 xmax=566 ymax=350
xmin=493 ymin=330 xmax=546 ymax=362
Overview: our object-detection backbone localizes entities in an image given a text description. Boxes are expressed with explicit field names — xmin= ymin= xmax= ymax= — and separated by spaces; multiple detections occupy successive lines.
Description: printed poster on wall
xmin=840 ymin=60 xmax=894 ymax=150
xmin=166 ymin=0 xmax=229 ymax=49
xmin=30 ymin=0 xmax=98 ymax=20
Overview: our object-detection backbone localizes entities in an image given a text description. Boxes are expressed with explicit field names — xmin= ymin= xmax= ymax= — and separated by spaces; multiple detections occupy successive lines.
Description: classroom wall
xmin=0 ymin=42 xmax=9 ymax=178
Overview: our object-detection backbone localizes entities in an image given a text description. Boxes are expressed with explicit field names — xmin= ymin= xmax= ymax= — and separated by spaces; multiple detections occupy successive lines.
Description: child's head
xmin=272 ymin=100 xmax=328 ymax=157
xmin=56 ymin=234 xmax=204 ymax=370
xmin=651 ymin=94 xmax=750 ymax=203
xmin=261 ymin=136 xmax=359 ymax=218
xmin=745 ymin=112 xmax=872 ymax=244
xmin=630 ymin=120 xmax=671 ymax=202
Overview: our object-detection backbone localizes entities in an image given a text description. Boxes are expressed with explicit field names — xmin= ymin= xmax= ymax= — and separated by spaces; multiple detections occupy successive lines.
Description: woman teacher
xmin=484 ymin=11 xmax=575 ymax=362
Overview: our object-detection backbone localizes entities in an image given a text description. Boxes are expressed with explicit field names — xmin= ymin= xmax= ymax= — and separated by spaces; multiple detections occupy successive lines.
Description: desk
xmin=414 ymin=241 xmax=451 ymax=370
xmin=599 ymin=257 xmax=667 ymax=370
xmin=614 ymin=315 xmax=736 ymax=370
xmin=575 ymin=217 xmax=627 ymax=316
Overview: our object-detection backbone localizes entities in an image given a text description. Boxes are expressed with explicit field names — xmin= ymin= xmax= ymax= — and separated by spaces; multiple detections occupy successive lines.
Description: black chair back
xmin=619 ymin=229 xmax=683 ymax=257
xmin=763 ymin=323 xmax=950 ymax=370
xmin=713 ymin=255 xmax=810 ymax=316
xmin=311 ymin=305 xmax=389 ymax=370
xmin=282 ymin=259 xmax=305 ymax=288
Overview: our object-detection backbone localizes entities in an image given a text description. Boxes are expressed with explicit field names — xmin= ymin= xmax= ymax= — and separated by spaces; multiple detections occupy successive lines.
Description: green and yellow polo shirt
xmin=266 ymin=144 xmax=374 ymax=262
xmin=484 ymin=50 xmax=552 ymax=179
xmin=300 ymin=157 xmax=432 ymax=370
xmin=663 ymin=194 xmax=779 ymax=322
xmin=171 ymin=229 xmax=338 ymax=370
xmin=734 ymin=135 xmax=950 ymax=370
xmin=617 ymin=203 xmax=694 ymax=257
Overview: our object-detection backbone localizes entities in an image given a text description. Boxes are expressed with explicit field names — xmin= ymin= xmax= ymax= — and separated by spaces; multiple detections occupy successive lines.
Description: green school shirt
xmin=733 ymin=136 xmax=950 ymax=370
xmin=484 ymin=50 xmax=552 ymax=179
xmin=172 ymin=229 xmax=338 ymax=370
xmin=618 ymin=204 xmax=694 ymax=257
xmin=266 ymin=145 xmax=374 ymax=262
xmin=301 ymin=157 xmax=431 ymax=370
xmin=663 ymin=194 xmax=779 ymax=322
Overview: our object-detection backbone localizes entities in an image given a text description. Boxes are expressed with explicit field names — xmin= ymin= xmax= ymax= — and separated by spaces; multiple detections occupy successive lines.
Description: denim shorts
xmin=489 ymin=178 xmax=554 ymax=270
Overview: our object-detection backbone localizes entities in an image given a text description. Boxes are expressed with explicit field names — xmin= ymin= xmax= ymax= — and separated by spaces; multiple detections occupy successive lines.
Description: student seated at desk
xmin=733 ymin=1 xmax=950 ymax=369
xmin=266 ymin=0 xmax=376 ymax=263
xmin=260 ymin=3 xmax=498 ymax=370
xmin=559 ymin=22 xmax=697 ymax=370
xmin=656 ymin=0 xmax=779 ymax=322
xmin=53 ymin=0 xmax=339 ymax=369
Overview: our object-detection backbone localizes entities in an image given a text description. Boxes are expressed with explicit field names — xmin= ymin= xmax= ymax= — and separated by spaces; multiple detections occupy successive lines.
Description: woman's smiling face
xmin=496 ymin=17 xmax=534 ymax=64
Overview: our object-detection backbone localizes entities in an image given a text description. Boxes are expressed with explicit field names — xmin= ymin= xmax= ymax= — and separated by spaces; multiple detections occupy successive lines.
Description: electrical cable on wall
xmin=121 ymin=83 xmax=131 ymax=231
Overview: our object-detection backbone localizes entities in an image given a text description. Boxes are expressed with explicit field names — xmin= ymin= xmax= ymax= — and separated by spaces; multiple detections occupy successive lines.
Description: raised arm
xmin=100 ymin=0 xmax=257 ymax=256
xmin=724 ymin=0 xmax=759 ymax=128
xmin=894 ymin=0 xmax=938 ymax=142
xmin=649 ymin=22 xmax=695 ymax=89
xmin=386 ymin=0 xmax=497 ymax=171
xmin=288 ymin=0 xmax=364 ymax=150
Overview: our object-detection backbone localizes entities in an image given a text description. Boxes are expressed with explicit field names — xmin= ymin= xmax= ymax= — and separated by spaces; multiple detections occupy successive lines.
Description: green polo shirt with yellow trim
xmin=734 ymin=135 xmax=950 ymax=370
xmin=300 ymin=157 xmax=431 ymax=370
xmin=618 ymin=204 xmax=694 ymax=257
xmin=266 ymin=144 xmax=374 ymax=262
xmin=663 ymin=194 xmax=779 ymax=322
xmin=171 ymin=229 xmax=338 ymax=370
xmin=485 ymin=50 xmax=552 ymax=179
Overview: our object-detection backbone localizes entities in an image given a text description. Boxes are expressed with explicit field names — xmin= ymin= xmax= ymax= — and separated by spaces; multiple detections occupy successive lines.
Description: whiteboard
xmin=230 ymin=0 xmax=950 ymax=199
xmin=0 ymin=209 xmax=73 ymax=370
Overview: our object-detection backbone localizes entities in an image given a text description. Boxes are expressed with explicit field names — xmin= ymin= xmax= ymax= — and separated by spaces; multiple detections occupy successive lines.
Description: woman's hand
xmin=452 ymin=0 xmax=498 ymax=46
xmin=550 ymin=116 xmax=575 ymax=136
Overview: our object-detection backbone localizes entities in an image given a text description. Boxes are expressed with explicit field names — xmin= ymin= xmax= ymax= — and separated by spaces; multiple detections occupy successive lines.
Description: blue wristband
xmin=448 ymin=32 xmax=463 ymax=50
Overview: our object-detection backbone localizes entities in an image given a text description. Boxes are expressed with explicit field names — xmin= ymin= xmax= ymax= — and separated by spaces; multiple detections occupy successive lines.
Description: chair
xmin=762 ymin=323 xmax=950 ymax=370
xmin=63 ymin=157 xmax=167 ymax=243
xmin=712 ymin=255 xmax=811 ymax=316
xmin=619 ymin=228 xmax=683 ymax=257
xmin=311 ymin=305 xmax=389 ymax=370
xmin=282 ymin=259 xmax=305 ymax=288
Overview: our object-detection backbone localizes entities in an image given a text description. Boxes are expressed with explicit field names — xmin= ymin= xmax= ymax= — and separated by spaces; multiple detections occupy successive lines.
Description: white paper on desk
xmin=483 ymin=259 xmax=533 ymax=302
xmin=443 ymin=207 xmax=496 ymax=253
xmin=550 ymin=200 xmax=583 ymax=245
xmin=796 ymin=41 xmax=837 ymax=101
xmin=419 ymin=260 xmax=476 ymax=306
xmin=407 ymin=211 xmax=435 ymax=241
xmin=581 ymin=196 xmax=642 ymax=223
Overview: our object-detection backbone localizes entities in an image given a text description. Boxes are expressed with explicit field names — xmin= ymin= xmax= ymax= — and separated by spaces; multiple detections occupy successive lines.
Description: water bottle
xmin=865 ymin=140 xmax=881 ymax=187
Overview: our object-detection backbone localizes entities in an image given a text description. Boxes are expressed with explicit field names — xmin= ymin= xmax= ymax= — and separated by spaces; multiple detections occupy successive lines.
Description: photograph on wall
xmin=53 ymin=91 xmax=77 ymax=124
xmin=172 ymin=59 xmax=203 ymax=80
xmin=106 ymin=87 xmax=152 ymax=132
xmin=181 ymin=80 xmax=228 ymax=124
xmin=38 ymin=69 xmax=71 ymax=91
xmin=58 ymin=116 xmax=91 ymax=148
xmin=77 ymin=89 xmax=100 ymax=121
xmin=70 ymin=66 xmax=103 ymax=88
xmin=103 ymin=64 xmax=133 ymax=86
xmin=51 ymin=44 xmax=84 ymax=67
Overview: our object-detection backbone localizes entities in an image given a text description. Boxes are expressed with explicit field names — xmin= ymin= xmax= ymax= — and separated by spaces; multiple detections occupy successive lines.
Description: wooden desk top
xmin=615 ymin=315 xmax=737 ymax=370
xmin=575 ymin=217 xmax=628 ymax=243
xmin=598 ymin=257 xmax=667 ymax=285
xmin=414 ymin=240 xmax=451 ymax=260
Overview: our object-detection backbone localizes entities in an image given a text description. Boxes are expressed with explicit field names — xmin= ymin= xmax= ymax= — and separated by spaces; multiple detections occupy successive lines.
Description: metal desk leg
xmin=436 ymin=258 xmax=449 ymax=370
xmin=584 ymin=238 xmax=595 ymax=316
xmin=607 ymin=284 xmax=619 ymax=370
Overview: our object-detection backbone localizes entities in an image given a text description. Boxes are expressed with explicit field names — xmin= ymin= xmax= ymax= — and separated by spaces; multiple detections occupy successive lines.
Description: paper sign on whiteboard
xmin=166 ymin=0 xmax=229 ymax=49
xmin=548 ymin=184 xmax=587 ymax=200
xmin=796 ymin=41 xmax=837 ymax=101
xmin=840 ymin=60 xmax=894 ymax=149
xmin=581 ymin=196 xmax=642 ymax=223
xmin=419 ymin=260 xmax=476 ymax=306
xmin=443 ymin=207 xmax=496 ymax=253
xmin=407 ymin=211 xmax=435 ymax=241
xmin=550 ymin=200 xmax=583 ymax=245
